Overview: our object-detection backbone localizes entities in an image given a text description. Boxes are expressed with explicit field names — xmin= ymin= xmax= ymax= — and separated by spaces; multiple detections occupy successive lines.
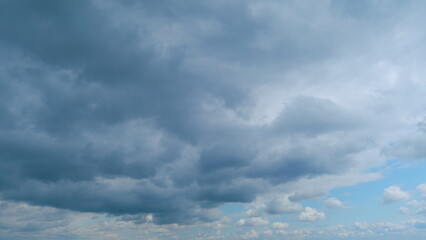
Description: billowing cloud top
xmin=1 ymin=0 xmax=426 ymax=230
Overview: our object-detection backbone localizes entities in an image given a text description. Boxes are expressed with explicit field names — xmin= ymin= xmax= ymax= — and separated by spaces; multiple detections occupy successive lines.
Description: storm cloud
xmin=1 ymin=0 xmax=425 ymax=227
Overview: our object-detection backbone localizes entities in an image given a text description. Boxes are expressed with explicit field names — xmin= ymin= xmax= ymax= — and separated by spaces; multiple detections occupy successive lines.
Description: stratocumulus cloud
xmin=0 ymin=0 xmax=382 ymax=224
xmin=2 ymin=1 xmax=426 ymax=239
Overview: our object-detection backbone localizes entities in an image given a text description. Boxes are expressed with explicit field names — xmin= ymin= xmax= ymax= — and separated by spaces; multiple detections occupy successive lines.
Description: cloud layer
xmin=1 ymin=0 xmax=426 ymax=230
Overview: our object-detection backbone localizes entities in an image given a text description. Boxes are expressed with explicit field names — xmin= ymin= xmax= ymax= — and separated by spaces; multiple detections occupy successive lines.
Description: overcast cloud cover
xmin=2 ymin=0 xmax=426 ymax=239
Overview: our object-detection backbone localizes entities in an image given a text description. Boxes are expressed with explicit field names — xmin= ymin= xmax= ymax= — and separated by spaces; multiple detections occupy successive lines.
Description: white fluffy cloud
xmin=325 ymin=197 xmax=344 ymax=208
xmin=246 ymin=194 xmax=303 ymax=217
xmin=382 ymin=185 xmax=411 ymax=204
xmin=406 ymin=200 xmax=426 ymax=216
xmin=298 ymin=207 xmax=326 ymax=222
xmin=236 ymin=217 xmax=269 ymax=227
xmin=266 ymin=194 xmax=304 ymax=214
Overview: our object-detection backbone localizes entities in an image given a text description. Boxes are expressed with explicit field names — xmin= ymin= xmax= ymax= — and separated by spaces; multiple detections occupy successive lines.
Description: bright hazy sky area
xmin=2 ymin=0 xmax=426 ymax=239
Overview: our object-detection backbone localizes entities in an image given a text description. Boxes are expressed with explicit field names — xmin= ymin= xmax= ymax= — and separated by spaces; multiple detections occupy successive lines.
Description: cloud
xmin=264 ymin=194 xmax=303 ymax=215
xmin=382 ymin=185 xmax=411 ymax=204
xmin=257 ymin=220 xmax=413 ymax=240
xmin=298 ymin=207 xmax=326 ymax=222
xmin=236 ymin=217 xmax=269 ymax=227
xmin=399 ymin=206 xmax=410 ymax=214
xmin=271 ymin=96 xmax=361 ymax=136
xmin=324 ymin=197 xmax=344 ymax=208
xmin=417 ymin=183 xmax=426 ymax=198
xmin=241 ymin=229 xmax=259 ymax=239
xmin=272 ymin=222 xmax=289 ymax=229
xmin=406 ymin=200 xmax=426 ymax=216
xmin=244 ymin=194 xmax=303 ymax=218
xmin=145 ymin=214 xmax=153 ymax=223
xmin=1 ymin=0 xmax=426 ymax=230
xmin=0 ymin=200 xmax=73 ymax=234
xmin=283 ymin=172 xmax=382 ymax=202
xmin=383 ymin=134 xmax=426 ymax=161
xmin=0 ymin=0 xmax=383 ymax=224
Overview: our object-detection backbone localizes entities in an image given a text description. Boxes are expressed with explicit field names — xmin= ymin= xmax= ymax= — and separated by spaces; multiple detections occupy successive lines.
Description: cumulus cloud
xmin=407 ymin=200 xmax=421 ymax=207
xmin=266 ymin=196 xmax=303 ymax=214
xmin=406 ymin=200 xmax=426 ymax=216
xmin=0 ymin=0 xmax=386 ymax=225
xmin=298 ymin=207 xmax=326 ymax=222
xmin=382 ymin=185 xmax=411 ymax=204
xmin=246 ymin=194 xmax=303 ymax=216
xmin=324 ymin=197 xmax=344 ymax=208
xmin=236 ymin=217 xmax=269 ymax=227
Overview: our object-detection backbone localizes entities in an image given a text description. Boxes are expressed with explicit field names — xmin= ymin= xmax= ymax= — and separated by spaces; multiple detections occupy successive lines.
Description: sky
xmin=1 ymin=0 xmax=426 ymax=239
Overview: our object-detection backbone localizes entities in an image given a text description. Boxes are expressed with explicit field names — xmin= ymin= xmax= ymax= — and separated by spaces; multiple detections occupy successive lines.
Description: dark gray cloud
xmin=382 ymin=118 xmax=426 ymax=161
xmin=0 ymin=0 xmax=416 ymax=226
xmin=271 ymin=96 xmax=361 ymax=135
